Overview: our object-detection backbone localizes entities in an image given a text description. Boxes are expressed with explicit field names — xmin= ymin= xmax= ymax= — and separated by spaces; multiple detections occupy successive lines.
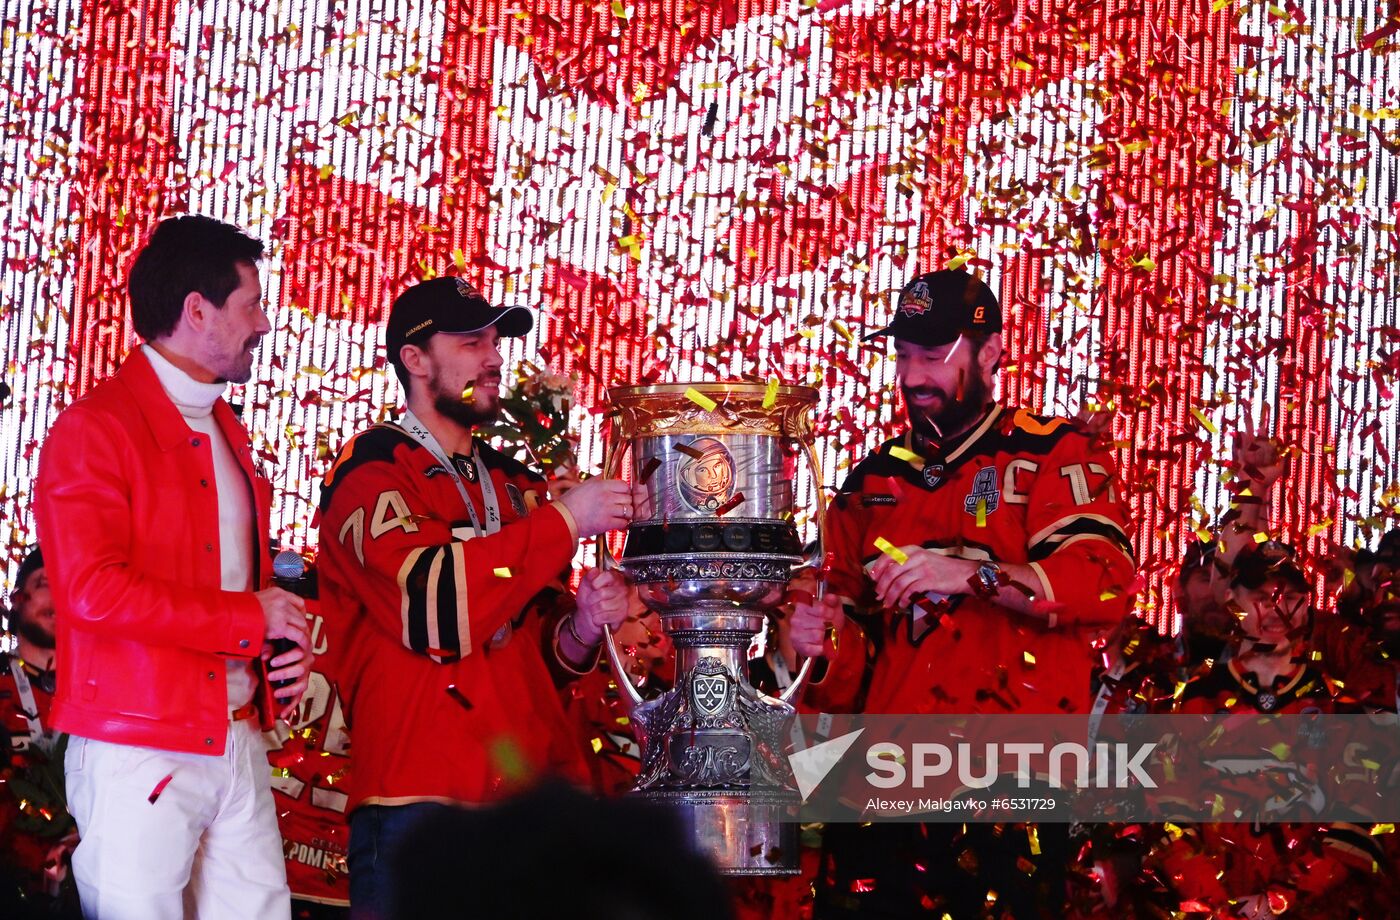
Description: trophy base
xmin=644 ymin=789 xmax=801 ymax=876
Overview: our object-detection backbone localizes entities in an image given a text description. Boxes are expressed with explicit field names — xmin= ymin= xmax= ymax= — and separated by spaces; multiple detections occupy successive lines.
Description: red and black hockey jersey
xmin=265 ymin=597 xmax=352 ymax=906
xmin=819 ymin=405 xmax=1136 ymax=715
xmin=0 ymin=656 xmax=55 ymax=755
xmin=0 ymin=655 xmax=66 ymax=898
xmin=316 ymin=424 xmax=587 ymax=811
xmin=1175 ymin=658 xmax=1334 ymax=715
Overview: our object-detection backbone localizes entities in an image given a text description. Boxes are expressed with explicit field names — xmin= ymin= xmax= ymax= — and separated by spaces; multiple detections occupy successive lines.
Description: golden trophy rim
xmin=606 ymin=381 xmax=820 ymax=403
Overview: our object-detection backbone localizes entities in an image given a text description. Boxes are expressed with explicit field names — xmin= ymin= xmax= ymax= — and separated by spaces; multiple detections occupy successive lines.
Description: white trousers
xmin=65 ymin=720 xmax=291 ymax=920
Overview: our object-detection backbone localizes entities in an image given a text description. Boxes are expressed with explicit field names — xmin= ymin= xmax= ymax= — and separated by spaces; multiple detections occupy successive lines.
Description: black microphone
xmin=270 ymin=550 xmax=306 ymax=691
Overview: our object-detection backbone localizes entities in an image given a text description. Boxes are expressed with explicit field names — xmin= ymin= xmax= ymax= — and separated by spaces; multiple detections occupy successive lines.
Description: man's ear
xmin=978 ymin=335 xmax=1004 ymax=376
xmin=398 ymin=342 xmax=430 ymax=380
xmin=174 ymin=289 xmax=208 ymax=336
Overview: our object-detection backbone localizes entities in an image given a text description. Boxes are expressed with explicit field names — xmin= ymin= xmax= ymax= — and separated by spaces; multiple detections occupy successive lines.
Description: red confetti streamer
xmin=148 ymin=773 xmax=173 ymax=804
xmin=714 ymin=492 xmax=745 ymax=516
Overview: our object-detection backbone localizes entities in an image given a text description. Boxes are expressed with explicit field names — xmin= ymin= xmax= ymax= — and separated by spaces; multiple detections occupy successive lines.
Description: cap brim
xmin=860 ymin=325 xmax=965 ymax=348
xmin=439 ymin=305 xmax=534 ymax=338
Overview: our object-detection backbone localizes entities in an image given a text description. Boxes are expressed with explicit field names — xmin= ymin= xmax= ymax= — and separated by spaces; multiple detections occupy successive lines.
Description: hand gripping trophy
xmin=600 ymin=382 xmax=825 ymax=875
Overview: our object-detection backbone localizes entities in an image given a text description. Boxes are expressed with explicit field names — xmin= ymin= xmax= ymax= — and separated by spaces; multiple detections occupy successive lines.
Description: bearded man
xmin=790 ymin=269 xmax=1137 ymax=918
xmin=315 ymin=276 xmax=642 ymax=918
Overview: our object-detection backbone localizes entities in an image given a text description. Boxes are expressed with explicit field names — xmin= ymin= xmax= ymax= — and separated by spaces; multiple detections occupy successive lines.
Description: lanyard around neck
xmin=397 ymin=410 xmax=502 ymax=539
xmin=9 ymin=658 xmax=45 ymax=748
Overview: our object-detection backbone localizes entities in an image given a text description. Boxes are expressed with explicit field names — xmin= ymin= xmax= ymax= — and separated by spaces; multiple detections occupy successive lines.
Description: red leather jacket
xmin=34 ymin=349 xmax=274 ymax=755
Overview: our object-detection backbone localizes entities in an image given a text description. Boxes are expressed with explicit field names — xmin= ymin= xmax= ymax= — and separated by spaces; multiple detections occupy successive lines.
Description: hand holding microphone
xmin=257 ymin=550 xmax=314 ymax=715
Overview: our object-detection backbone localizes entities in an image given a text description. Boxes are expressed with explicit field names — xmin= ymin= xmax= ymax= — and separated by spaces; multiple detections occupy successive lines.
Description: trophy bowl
xmin=600 ymin=381 xmax=825 ymax=875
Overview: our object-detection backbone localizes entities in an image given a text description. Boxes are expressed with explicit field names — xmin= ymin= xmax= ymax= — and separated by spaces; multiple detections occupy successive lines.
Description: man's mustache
xmin=904 ymin=387 xmax=947 ymax=401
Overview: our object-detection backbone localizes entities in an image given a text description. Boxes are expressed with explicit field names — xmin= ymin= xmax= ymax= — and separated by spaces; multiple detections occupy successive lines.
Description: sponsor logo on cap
xmin=455 ymin=278 xmax=485 ymax=300
xmin=973 ymin=306 xmax=986 ymax=323
xmin=405 ymin=319 xmax=434 ymax=337
xmin=899 ymin=280 xmax=931 ymax=316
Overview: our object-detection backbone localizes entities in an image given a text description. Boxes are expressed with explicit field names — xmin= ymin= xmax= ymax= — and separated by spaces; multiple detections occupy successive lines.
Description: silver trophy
xmin=600 ymin=382 xmax=825 ymax=875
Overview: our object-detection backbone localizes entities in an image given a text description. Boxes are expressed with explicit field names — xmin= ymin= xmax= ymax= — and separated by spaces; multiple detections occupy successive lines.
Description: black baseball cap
xmin=13 ymin=547 xmax=42 ymax=594
xmin=1231 ymin=545 xmax=1310 ymax=593
xmin=1358 ymin=527 xmax=1400 ymax=566
xmin=385 ymin=276 xmax=533 ymax=362
xmin=864 ymin=269 xmax=1002 ymax=348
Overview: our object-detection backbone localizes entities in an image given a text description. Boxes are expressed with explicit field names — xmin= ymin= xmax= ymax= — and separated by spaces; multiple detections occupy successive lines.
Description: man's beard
xmin=432 ymin=374 xmax=500 ymax=428
xmin=903 ymin=372 xmax=990 ymax=443
xmin=211 ymin=334 xmax=261 ymax=385
xmin=13 ymin=612 xmax=54 ymax=650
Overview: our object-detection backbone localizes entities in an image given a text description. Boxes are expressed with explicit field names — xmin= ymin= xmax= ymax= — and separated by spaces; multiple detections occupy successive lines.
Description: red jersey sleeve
xmin=804 ymin=487 xmax=878 ymax=712
xmin=1022 ymin=429 xmax=1137 ymax=627
xmin=317 ymin=442 xmax=579 ymax=664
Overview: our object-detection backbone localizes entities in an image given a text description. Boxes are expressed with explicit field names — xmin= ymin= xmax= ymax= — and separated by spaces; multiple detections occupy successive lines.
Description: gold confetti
xmin=889 ymin=445 xmax=923 ymax=465
xmin=874 ymin=537 xmax=908 ymax=564
xmin=684 ymin=387 xmax=717 ymax=412
xmin=762 ymin=377 xmax=779 ymax=409
xmin=493 ymin=567 xmax=511 ymax=577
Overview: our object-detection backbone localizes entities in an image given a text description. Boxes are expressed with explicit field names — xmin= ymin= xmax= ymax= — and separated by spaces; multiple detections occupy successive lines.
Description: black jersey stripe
xmin=1028 ymin=517 xmax=1134 ymax=561
xmin=433 ymin=544 xmax=463 ymax=660
xmin=401 ymin=547 xmax=437 ymax=656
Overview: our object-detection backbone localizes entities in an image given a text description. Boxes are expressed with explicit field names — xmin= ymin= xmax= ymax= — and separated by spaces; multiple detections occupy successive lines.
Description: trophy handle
xmin=792 ymin=439 xmax=828 ymax=573
xmin=778 ymin=657 xmax=813 ymax=707
xmin=596 ymin=411 xmax=644 ymax=707
xmin=596 ymin=412 xmax=631 ymax=573
xmin=777 ymin=437 xmax=828 ymax=707
xmin=602 ymin=624 xmax=645 ymax=708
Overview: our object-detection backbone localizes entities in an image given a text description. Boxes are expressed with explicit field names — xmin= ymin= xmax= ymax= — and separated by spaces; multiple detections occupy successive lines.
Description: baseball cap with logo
xmin=386 ymin=276 xmax=533 ymax=364
xmin=863 ymin=269 xmax=1002 ymax=348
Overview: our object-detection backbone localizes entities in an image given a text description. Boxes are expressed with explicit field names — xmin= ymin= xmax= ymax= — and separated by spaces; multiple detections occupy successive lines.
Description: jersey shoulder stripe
xmin=836 ymin=435 xmax=922 ymax=496
xmin=319 ymin=424 xmax=417 ymax=512
xmin=837 ymin=407 xmax=1082 ymax=499
xmin=985 ymin=408 xmax=1080 ymax=457
xmin=474 ymin=439 xmax=545 ymax=484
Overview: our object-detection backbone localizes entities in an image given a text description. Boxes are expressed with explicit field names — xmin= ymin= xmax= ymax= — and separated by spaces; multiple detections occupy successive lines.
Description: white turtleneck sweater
xmin=142 ymin=344 xmax=258 ymax=711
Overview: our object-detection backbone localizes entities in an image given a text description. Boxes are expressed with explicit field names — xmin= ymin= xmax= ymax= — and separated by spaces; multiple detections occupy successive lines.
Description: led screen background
xmin=2 ymin=0 xmax=1397 ymax=629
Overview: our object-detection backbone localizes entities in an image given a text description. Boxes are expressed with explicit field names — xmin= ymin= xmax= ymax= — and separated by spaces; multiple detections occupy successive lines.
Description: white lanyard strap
xmin=770 ymin=652 xmax=793 ymax=690
xmin=396 ymin=411 xmax=502 ymax=538
xmin=1086 ymin=660 xmax=1127 ymax=748
xmin=9 ymin=658 xmax=44 ymax=747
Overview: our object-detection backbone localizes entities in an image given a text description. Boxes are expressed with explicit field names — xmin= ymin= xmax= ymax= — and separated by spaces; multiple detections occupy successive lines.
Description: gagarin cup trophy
xmin=600 ymin=382 xmax=825 ymax=875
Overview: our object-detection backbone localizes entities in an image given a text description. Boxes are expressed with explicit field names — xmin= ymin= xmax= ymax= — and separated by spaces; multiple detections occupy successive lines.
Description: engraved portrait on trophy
xmin=676 ymin=436 xmax=737 ymax=513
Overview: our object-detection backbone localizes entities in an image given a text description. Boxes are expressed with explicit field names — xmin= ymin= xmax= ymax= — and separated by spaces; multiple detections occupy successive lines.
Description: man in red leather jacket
xmin=34 ymin=216 xmax=313 ymax=920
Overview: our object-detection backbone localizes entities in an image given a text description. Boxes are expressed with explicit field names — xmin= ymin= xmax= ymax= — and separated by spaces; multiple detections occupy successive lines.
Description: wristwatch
xmin=974 ymin=562 xmax=1002 ymax=595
